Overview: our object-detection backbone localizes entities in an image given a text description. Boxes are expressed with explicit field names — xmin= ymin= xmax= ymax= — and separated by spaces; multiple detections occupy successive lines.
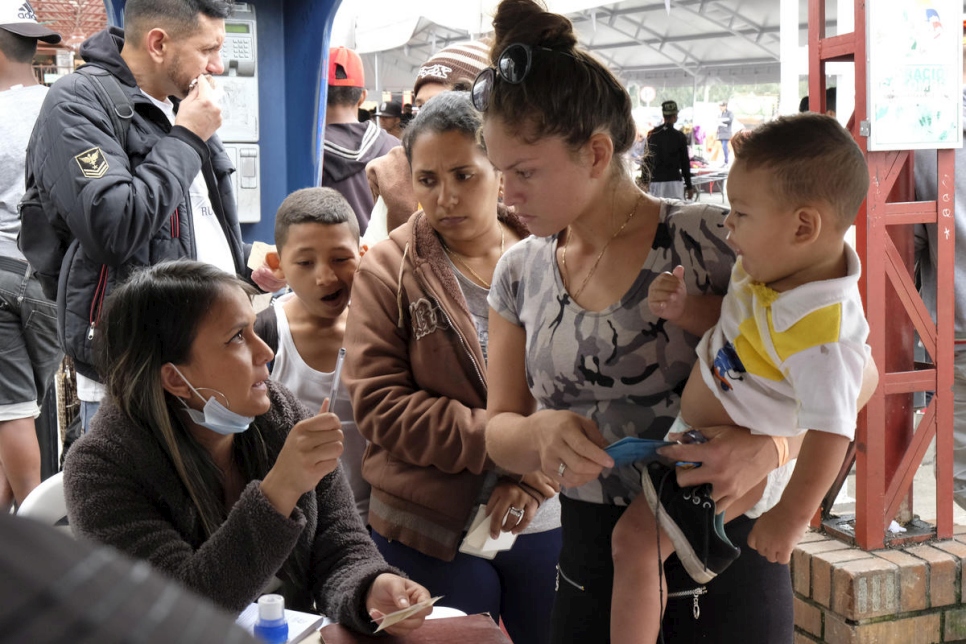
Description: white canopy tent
xmin=330 ymin=0 xmax=846 ymax=105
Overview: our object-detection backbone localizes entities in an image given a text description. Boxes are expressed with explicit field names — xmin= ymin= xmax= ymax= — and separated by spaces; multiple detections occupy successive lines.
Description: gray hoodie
xmin=914 ymin=89 xmax=966 ymax=344
xmin=322 ymin=122 xmax=399 ymax=233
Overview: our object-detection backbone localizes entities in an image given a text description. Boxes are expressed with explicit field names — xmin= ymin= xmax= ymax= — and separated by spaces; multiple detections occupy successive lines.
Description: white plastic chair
xmin=18 ymin=471 xmax=71 ymax=535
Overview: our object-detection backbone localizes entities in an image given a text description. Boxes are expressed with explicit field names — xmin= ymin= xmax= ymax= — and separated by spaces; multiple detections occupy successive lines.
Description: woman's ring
xmin=557 ymin=461 xmax=567 ymax=477
xmin=508 ymin=506 xmax=524 ymax=521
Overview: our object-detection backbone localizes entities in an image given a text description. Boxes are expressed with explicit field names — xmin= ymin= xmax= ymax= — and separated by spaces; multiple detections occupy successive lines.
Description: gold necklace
xmin=562 ymin=195 xmax=641 ymax=300
xmin=441 ymin=224 xmax=506 ymax=289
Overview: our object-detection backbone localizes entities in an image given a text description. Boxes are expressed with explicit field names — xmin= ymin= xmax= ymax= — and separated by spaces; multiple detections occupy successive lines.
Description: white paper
xmin=236 ymin=603 xmax=330 ymax=643
xmin=458 ymin=505 xmax=518 ymax=559
xmin=371 ymin=595 xmax=442 ymax=633
xmin=247 ymin=240 xmax=278 ymax=271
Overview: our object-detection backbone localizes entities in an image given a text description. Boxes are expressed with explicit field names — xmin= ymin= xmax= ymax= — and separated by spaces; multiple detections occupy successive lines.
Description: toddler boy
xmin=612 ymin=113 xmax=875 ymax=643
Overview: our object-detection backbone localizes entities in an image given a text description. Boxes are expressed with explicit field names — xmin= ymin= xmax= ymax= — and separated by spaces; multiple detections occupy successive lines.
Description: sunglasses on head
xmin=471 ymin=43 xmax=578 ymax=112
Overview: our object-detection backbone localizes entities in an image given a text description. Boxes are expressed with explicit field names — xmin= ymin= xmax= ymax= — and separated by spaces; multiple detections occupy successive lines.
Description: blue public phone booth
xmin=102 ymin=0 xmax=339 ymax=246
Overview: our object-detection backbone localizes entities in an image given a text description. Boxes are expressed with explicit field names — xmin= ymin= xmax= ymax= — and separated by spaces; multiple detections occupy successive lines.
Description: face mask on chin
xmin=168 ymin=364 xmax=254 ymax=435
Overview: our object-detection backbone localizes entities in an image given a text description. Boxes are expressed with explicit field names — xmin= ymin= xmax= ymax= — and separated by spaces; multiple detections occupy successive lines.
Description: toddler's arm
xmin=746 ymin=430 xmax=850 ymax=564
xmin=647 ymin=265 xmax=722 ymax=337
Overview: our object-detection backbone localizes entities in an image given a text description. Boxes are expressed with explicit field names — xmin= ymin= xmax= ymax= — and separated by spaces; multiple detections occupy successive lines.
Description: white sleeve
xmin=784 ymin=341 xmax=868 ymax=439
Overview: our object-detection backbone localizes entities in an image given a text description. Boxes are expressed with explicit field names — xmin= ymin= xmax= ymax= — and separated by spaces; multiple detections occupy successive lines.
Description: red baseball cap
xmin=329 ymin=46 xmax=365 ymax=87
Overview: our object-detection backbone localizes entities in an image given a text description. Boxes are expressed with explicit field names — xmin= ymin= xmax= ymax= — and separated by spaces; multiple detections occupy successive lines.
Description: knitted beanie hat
xmin=413 ymin=40 xmax=491 ymax=97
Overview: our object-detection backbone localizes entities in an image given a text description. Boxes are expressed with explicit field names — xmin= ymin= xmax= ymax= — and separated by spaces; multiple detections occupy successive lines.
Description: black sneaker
xmin=640 ymin=462 xmax=740 ymax=584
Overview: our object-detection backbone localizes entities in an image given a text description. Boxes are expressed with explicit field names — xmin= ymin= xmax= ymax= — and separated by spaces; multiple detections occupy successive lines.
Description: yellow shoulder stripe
xmin=769 ymin=303 xmax=842 ymax=362
xmin=732 ymin=302 xmax=843 ymax=380
xmin=735 ymin=318 xmax=784 ymax=381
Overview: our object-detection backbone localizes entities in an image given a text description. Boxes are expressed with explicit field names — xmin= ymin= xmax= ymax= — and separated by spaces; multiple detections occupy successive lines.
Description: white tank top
xmin=271 ymin=295 xmax=371 ymax=524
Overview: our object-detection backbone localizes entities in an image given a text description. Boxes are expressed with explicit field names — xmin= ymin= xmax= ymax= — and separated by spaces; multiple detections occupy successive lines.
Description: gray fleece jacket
xmin=63 ymin=381 xmax=399 ymax=632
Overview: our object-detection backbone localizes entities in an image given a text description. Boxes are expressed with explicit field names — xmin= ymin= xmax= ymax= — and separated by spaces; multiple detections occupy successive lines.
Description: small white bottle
xmin=253 ymin=593 xmax=288 ymax=644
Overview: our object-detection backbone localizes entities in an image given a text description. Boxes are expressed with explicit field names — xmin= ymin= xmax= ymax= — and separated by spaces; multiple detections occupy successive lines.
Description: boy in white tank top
xmin=254 ymin=188 xmax=370 ymax=525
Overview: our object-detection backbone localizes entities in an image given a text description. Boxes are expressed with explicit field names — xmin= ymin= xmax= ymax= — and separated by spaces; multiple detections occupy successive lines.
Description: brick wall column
xmin=792 ymin=529 xmax=966 ymax=643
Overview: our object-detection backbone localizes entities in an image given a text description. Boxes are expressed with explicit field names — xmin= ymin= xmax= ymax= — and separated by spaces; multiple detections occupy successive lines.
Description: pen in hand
xmin=327 ymin=347 xmax=346 ymax=409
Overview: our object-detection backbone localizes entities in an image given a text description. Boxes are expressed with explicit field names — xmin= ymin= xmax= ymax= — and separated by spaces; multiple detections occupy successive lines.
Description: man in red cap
xmin=322 ymin=46 xmax=399 ymax=234
xmin=0 ymin=0 xmax=62 ymax=512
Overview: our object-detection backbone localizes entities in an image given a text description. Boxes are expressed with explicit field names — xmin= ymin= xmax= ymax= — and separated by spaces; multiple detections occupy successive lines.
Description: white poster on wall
xmin=867 ymin=1 xmax=963 ymax=150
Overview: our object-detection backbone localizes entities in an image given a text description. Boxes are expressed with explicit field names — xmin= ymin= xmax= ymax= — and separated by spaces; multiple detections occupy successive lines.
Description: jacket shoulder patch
xmin=74 ymin=147 xmax=109 ymax=178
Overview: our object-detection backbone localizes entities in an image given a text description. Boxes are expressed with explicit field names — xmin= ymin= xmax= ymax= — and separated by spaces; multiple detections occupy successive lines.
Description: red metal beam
xmin=812 ymin=0 xmax=956 ymax=549
xmin=883 ymin=239 xmax=938 ymax=355
xmin=934 ymin=149 xmax=956 ymax=539
xmin=32 ymin=0 xmax=107 ymax=47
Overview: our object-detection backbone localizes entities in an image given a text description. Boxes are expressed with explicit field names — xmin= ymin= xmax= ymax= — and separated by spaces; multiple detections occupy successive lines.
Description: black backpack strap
xmin=76 ymin=65 xmax=134 ymax=149
xmin=254 ymin=305 xmax=280 ymax=374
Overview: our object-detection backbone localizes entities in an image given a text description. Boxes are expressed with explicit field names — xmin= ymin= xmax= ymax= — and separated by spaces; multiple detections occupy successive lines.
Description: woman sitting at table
xmin=63 ymin=260 xmax=431 ymax=636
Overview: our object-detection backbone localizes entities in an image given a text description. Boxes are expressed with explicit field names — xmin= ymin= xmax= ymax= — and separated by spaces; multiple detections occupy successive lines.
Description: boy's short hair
xmin=735 ymin=113 xmax=868 ymax=229
xmin=0 ymin=29 xmax=37 ymax=63
xmin=274 ymin=187 xmax=360 ymax=252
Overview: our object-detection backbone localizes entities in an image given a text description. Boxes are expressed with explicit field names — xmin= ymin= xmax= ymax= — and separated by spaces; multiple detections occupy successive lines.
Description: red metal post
xmin=810 ymin=0 xmax=955 ymax=549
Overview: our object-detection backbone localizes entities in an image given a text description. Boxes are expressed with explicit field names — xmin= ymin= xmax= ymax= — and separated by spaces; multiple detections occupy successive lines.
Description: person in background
xmin=365 ymin=41 xmax=491 ymax=242
xmin=375 ymin=100 xmax=404 ymax=139
xmin=799 ymin=86 xmax=837 ymax=118
xmin=478 ymin=1 xmax=797 ymax=641
xmin=1 ymin=512 xmax=261 ymax=643
xmin=401 ymin=102 xmax=414 ymax=128
xmin=914 ymin=26 xmax=966 ymax=511
xmin=643 ymin=100 xmax=695 ymax=201
xmin=716 ymin=100 xmax=734 ymax=165
xmin=628 ymin=128 xmax=647 ymax=172
xmin=24 ymin=0 xmax=255 ymax=436
xmin=344 ymin=91 xmax=561 ymax=644
xmin=63 ymin=261 xmax=431 ymax=635
xmin=254 ymin=187 xmax=371 ymax=525
xmin=322 ymin=46 xmax=399 ymax=235
xmin=0 ymin=0 xmax=62 ymax=512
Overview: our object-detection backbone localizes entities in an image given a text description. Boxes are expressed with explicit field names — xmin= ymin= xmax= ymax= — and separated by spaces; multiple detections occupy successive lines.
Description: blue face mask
xmin=169 ymin=365 xmax=254 ymax=435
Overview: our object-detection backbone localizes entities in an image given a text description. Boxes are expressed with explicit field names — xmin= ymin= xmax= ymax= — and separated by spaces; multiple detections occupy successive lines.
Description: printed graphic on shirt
xmin=711 ymin=342 xmax=745 ymax=391
xmin=74 ymin=147 xmax=109 ymax=178
xmin=410 ymin=297 xmax=449 ymax=340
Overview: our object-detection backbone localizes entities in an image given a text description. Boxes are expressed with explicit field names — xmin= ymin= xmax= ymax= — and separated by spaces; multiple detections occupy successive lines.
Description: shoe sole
xmin=641 ymin=469 xmax=717 ymax=585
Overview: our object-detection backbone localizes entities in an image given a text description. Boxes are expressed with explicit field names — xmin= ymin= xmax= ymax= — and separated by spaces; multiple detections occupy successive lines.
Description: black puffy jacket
xmin=26 ymin=27 xmax=249 ymax=380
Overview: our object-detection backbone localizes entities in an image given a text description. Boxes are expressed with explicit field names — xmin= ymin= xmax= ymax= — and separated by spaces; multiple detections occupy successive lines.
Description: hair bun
xmin=491 ymin=0 xmax=578 ymax=62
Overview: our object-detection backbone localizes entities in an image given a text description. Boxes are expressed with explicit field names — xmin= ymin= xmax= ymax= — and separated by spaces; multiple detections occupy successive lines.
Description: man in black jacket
xmin=643 ymin=100 xmax=695 ymax=201
xmin=24 ymin=0 xmax=247 ymax=431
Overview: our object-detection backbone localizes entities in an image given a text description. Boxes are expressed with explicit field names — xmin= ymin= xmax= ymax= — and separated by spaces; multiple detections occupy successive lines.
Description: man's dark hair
xmin=274 ymin=187 xmax=360 ymax=252
xmin=327 ymin=86 xmax=364 ymax=108
xmin=0 ymin=30 xmax=38 ymax=64
xmin=124 ymin=0 xmax=233 ymax=42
